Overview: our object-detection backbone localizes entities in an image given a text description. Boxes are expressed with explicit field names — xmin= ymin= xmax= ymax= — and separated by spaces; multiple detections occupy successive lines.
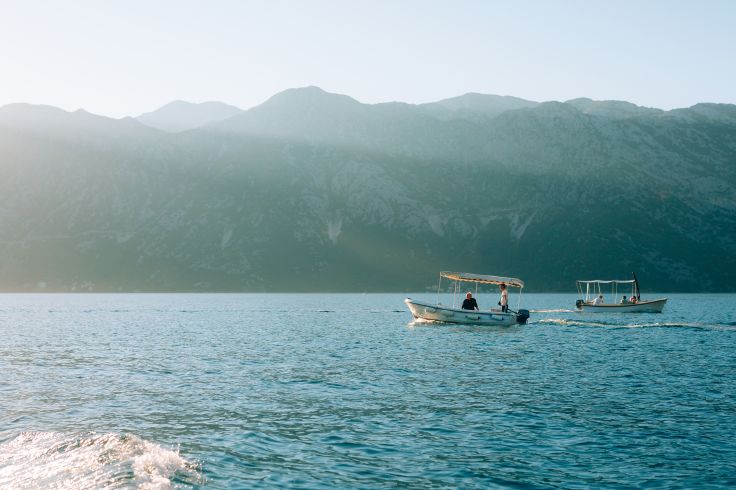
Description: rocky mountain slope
xmin=0 ymin=89 xmax=734 ymax=292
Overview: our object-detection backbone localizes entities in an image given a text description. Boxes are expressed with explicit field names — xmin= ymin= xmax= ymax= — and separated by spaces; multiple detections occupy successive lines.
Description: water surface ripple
xmin=1 ymin=293 xmax=735 ymax=488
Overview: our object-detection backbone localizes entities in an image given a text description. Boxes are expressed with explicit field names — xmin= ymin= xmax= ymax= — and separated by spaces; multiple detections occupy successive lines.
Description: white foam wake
xmin=533 ymin=318 xmax=736 ymax=330
xmin=0 ymin=431 xmax=202 ymax=489
xmin=534 ymin=318 xmax=612 ymax=327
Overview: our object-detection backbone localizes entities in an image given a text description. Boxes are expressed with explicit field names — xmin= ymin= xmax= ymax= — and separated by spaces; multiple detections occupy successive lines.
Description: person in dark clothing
xmin=462 ymin=292 xmax=479 ymax=310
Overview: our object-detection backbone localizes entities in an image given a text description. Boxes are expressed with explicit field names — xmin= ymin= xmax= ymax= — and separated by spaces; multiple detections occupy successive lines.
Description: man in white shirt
xmin=499 ymin=284 xmax=509 ymax=312
xmin=593 ymin=294 xmax=604 ymax=305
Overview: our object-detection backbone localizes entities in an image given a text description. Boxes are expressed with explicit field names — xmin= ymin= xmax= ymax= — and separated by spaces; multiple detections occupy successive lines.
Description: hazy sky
xmin=1 ymin=0 xmax=734 ymax=118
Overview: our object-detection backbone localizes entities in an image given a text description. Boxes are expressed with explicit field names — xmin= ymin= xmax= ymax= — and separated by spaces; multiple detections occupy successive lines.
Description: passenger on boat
xmin=593 ymin=294 xmax=604 ymax=305
xmin=499 ymin=284 xmax=509 ymax=312
xmin=461 ymin=292 xmax=479 ymax=311
xmin=620 ymin=295 xmax=628 ymax=304
xmin=630 ymin=296 xmax=638 ymax=304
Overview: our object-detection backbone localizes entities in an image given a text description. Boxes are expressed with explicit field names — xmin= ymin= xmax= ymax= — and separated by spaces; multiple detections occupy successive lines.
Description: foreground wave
xmin=0 ymin=432 xmax=202 ymax=489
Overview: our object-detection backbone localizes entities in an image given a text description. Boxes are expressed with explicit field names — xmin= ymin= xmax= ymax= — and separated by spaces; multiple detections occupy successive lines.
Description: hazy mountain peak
xmin=214 ymin=86 xmax=370 ymax=140
xmin=1 ymin=103 xmax=134 ymax=125
xmin=534 ymin=100 xmax=581 ymax=113
xmin=434 ymin=92 xmax=537 ymax=109
xmin=663 ymin=102 xmax=736 ymax=124
xmin=0 ymin=102 xmax=70 ymax=119
xmin=420 ymin=93 xmax=538 ymax=120
xmin=0 ymin=104 xmax=75 ymax=133
xmin=0 ymin=102 xmax=153 ymax=141
xmin=136 ymin=100 xmax=242 ymax=132
xmin=564 ymin=98 xmax=662 ymax=118
xmin=257 ymin=86 xmax=362 ymax=111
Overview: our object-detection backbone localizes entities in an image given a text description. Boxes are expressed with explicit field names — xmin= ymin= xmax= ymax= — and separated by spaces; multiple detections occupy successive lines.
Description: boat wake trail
xmin=533 ymin=318 xmax=736 ymax=330
xmin=533 ymin=318 xmax=613 ymax=328
xmin=0 ymin=431 xmax=202 ymax=489
xmin=620 ymin=322 xmax=736 ymax=330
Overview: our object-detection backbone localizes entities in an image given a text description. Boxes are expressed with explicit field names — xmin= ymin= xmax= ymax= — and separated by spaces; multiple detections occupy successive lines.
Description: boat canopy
xmin=577 ymin=279 xmax=636 ymax=285
xmin=441 ymin=271 xmax=524 ymax=288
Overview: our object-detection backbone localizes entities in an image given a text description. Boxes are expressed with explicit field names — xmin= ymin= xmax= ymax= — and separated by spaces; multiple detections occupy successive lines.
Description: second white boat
xmin=575 ymin=273 xmax=667 ymax=313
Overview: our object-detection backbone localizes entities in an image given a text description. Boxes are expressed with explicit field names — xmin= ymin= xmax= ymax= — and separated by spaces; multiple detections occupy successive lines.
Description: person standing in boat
xmin=499 ymin=284 xmax=509 ymax=312
xmin=462 ymin=292 xmax=479 ymax=311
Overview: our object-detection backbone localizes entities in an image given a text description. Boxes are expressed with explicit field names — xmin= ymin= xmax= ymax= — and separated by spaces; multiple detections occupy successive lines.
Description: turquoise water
xmin=1 ymin=293 xmax=735 ymax=488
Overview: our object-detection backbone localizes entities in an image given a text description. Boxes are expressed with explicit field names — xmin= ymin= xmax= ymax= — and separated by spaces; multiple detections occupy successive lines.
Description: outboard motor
xmin=516 ymin=309 xmax=530 ymax=324
xmin=575 ymin=299 xmax=584 ymax=309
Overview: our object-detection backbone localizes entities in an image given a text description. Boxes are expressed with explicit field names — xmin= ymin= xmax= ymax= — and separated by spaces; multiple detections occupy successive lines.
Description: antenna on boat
xmin=632 ymin=272 xmax=640 ymax=301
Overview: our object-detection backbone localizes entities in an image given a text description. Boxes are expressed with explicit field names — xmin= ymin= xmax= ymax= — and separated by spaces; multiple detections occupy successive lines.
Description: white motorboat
xmin=405 ymin=271 xmax=530 ymax=326
xmin=575 ymin=273 xmax=667 ymax=313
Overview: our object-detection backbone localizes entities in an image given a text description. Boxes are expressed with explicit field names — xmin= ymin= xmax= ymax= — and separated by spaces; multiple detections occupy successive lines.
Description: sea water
xmin=1 ymin=293 xmax=735 ymax=488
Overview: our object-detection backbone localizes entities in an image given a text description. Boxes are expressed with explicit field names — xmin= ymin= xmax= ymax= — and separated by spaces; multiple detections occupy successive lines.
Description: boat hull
xmin=405 ymin=298 xmax=522 ymax=326
xmin=576 ymin=298 xmax=667 ymax=313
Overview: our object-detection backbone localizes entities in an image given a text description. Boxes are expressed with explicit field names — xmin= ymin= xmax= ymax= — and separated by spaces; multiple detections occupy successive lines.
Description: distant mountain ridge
xmin=564 ymin=98 xmax=663 ymax=118
xmin=420 ymin=93 xmax=539 ymax=120
xmin=8 ymin=89 xmax=728 ymax=131
xmin=0 ymin=88 xmax=734 ymax=292
xmin=136 ymin=100 xmax=243 ymax=132
xmin=0 ymin=103 xmax=147 ymax=133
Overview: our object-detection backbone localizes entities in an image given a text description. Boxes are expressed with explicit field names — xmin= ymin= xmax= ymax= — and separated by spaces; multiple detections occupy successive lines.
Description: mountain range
xmin=0 ymin=87 xmax=734 ymax=292
xmin=136 ymin=100 xmax=242 ymax=132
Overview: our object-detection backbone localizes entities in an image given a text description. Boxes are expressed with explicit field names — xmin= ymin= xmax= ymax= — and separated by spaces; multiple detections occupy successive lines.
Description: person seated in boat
xmin=620 ymin=295 xmax=628 ymax=304
xmin=630 ymin=296 xmax=638 ymax=304
xmin=499 ymin=284 xmax=509 ymax=312
xmin=462 ymin=292 xmax=479 ymax=311
xmin=592 ymin=294 xmax=604 ymax=305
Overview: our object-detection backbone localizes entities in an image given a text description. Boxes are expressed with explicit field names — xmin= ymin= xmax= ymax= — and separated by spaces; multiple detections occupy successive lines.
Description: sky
xmin=1 ymin=0 xmax=734 ymax=118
